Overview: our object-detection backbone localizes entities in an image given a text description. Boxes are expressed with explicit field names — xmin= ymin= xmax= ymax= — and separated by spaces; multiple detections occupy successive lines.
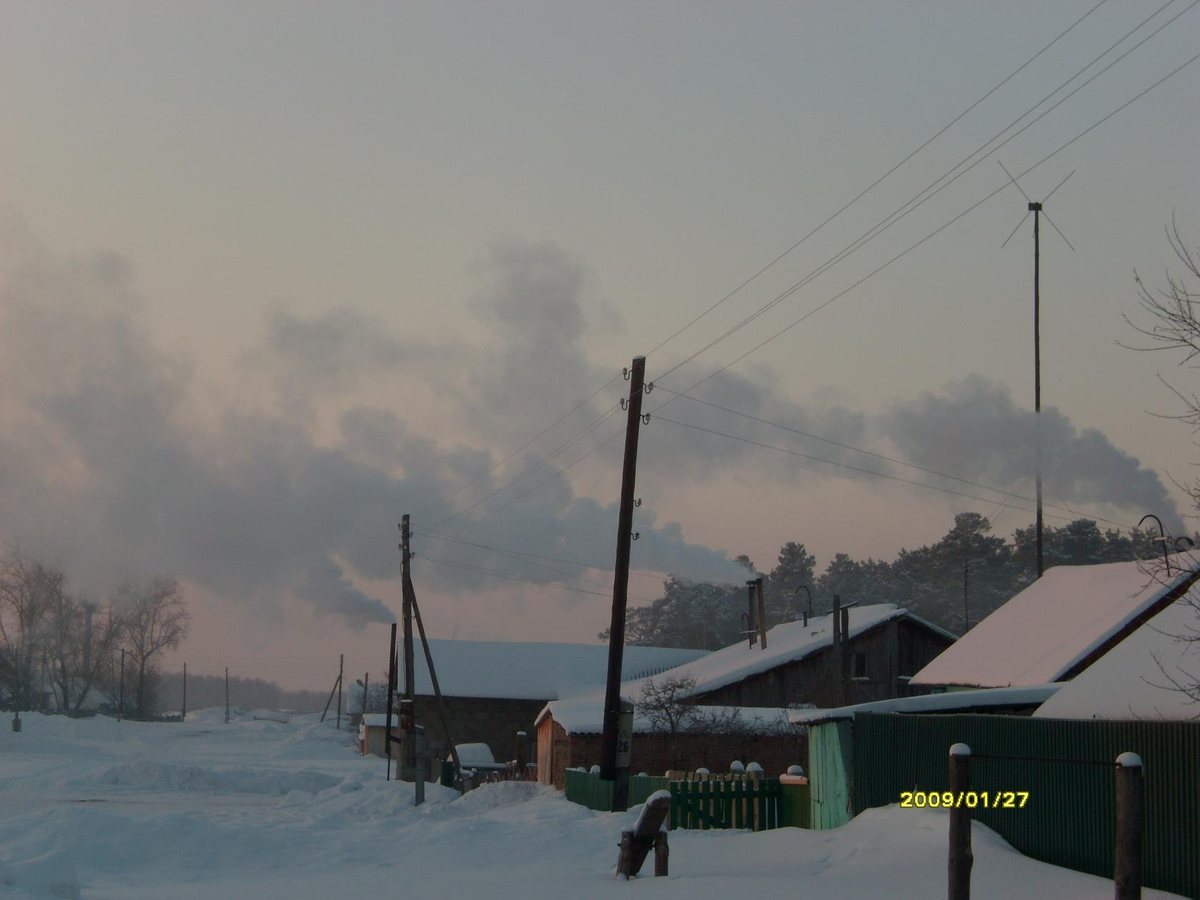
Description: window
xmin=853 ymin=651 xmax=868 ymax=680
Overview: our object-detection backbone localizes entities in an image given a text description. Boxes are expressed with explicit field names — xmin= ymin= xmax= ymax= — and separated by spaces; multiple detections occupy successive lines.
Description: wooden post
xmin=182 ymin=662 xmax=187 ymax=722
xmin=385 ymin=622 xmax=397 ymax=781
xmin=756 ymin=577 xmax=767 ymax=649
xmin=948 ymin=743 xmax=973 ymax=900
xmin=600 ymin=355 xmax=646 ymax=810
xmin=336 ymin=653 xmax=343 ymax=731
xmin=224 ymin=665 xmax=229 ymax=724
xmin=654 ymin=833 xmax=669 ymax=876
xmin=746 ymin=580 xmax=758 ymax=648
xmin=118 ymin=648 xmax=126 ymax=722
xmin=1114 ymin=752 xmax=1144 ymax=900
xmin=401 ymin=515 xmax=417 ymax=780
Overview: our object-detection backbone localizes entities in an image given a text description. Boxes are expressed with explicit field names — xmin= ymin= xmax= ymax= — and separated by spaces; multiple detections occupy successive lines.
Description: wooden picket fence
xmin=565 ymin=769 xmax=809 ymax=831
xmin=667 ymin=771 xmax=783 ymax=831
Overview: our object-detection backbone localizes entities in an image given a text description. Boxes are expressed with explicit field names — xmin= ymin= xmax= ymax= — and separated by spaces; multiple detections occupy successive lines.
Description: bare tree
xmin=117 ymin=577 xmax=190 ymax=717
xmin=0 ymin=546 xmax=60 ymax=709
xmin=1125 ymin=219 xmax=1200 ymax=706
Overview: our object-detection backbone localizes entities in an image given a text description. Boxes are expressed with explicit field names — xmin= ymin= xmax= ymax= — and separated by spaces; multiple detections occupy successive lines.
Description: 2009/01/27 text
xmin=900 ymin=790 xmax=1029 ymax=809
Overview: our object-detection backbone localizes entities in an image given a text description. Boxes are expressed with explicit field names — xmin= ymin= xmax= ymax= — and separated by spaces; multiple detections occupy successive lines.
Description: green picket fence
xmin=565 ymin=769 xmax=810 ymax=831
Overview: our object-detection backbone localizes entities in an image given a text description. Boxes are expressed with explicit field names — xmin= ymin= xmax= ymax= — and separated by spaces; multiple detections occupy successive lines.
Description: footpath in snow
xmin=0 ymin=710 xmax=1185 ymax=899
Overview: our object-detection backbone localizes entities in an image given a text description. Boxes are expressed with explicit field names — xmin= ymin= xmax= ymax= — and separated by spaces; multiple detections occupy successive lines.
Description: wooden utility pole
xmin=755 ymin=577 xmax=767 ymax=649
xmin=385 ymin=623 xmax=397 ymax=781
xmin=745 ymin=580 xmax=757 ymax=648
xmin=600 ymin=355 xmax=646 ymax=812
xmin=963 ymin=560 xmax=970 ymax=633
xmin=119 ymin=648 xmax=126 ymax=723
xmin=224 ymin=666 xmax=229 ymax=724
xmin=182 ymin=662 xmax=187 ymax=722
xmin=400 ymin=515 xmax=417 ymax=779
xmin=361 ymin=672 xmax=369 ymax=715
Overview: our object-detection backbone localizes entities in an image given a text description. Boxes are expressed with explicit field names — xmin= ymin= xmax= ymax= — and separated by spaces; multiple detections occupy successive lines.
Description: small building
xmin=359 ymin=713 xmax=399 ymax=758
xmin=620 ymin=604 xmax=956 ymax=710
xmin=535 ymin=697 xmax=802 ymax=790
xmin=910 ymin=554 xmax=1200 ymax=690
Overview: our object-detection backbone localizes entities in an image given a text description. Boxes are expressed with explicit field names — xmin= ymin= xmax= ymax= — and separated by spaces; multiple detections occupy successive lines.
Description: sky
xmin=2 ymin=1 xmax=1199 ymax=690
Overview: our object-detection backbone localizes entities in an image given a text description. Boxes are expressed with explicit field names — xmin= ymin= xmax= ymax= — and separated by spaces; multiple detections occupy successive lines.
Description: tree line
xmin=604 ymin=513 xmax=1169 ymax=650
xmin=154 ymin=672 xmax=336 ymax=715
xmin=0 ymin=546 xmax=190 ymax=717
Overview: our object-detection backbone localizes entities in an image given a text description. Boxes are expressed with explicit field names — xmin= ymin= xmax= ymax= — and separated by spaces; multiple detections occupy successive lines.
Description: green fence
xmin=565 ymin=770 xmax=809 ymax=831
xmin=852 ymin=712 xmax=1200 ymax=900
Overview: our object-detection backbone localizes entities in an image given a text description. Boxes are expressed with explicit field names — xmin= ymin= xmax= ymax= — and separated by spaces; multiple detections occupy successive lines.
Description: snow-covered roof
xmin=536 ymin=696 xmax=794 ymax=735
xmin=1033 ymin=594 xmax=1200 ymax=721
xmin=618 ymin=604 xmax=953 ymax=701
xmin=409 ymin=639 xmax=707 ymax=700
xmin=788 ymin=684 xmax=1063 ymax=726
xmin=910 ymin=554 xmax=1200 ymax=689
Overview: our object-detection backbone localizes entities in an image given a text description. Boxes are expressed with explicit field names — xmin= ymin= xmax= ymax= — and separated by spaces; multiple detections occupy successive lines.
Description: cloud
xmin=882 ymin=374 xmax=1182 ymax=532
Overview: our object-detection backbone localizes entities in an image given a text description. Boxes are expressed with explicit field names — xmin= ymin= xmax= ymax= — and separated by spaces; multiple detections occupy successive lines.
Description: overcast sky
xmin=2 ymin=1 xmax=1199 ymax=689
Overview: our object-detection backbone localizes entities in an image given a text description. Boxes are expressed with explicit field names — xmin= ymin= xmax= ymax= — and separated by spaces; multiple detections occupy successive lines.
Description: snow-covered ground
xmin=0 ymin=711 xmax=1184 ymax=899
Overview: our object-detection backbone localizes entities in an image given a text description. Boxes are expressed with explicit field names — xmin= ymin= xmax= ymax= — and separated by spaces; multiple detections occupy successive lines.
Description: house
xmin=401 ymin=639 xmax=707 ymax=768
xmin=910 ymin=554 xmax=1200 ymax=690
xmin=535 ymin=697 xmax=801 ymax=790
xmin=620 ymin=603 xmax=956 ymax=710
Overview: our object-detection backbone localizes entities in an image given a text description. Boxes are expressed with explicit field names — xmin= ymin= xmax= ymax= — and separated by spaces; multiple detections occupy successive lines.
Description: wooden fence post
xmin=948 ymin=743 xmax=973 ymax=900
xmin=1114 ymin=752 xmax=1144 ymax=900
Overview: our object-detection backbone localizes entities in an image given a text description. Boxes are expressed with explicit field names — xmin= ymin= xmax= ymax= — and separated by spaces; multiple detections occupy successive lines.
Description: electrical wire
xmin=644 ymin=0 xmax=1112 ymax=362
xmin=648 ymin=44 xmax=1200 ymax=414
xmin=412 ymin=527 xmax=668 ymax=581
xmin=648 ymin=385 xmax=1132 ymax=528
xmin=653 ymin=0 xmax=1194 ymax=387
xmin=650 ymin=413 xmax=1134 ymax=528
xmin=416 ymin=553 xmax=657 ymax=603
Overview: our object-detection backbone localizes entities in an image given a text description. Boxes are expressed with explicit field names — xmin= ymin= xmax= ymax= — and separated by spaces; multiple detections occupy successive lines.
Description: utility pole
xmin=1000 ymin=162 xmax=1073 ymax=580
xmin=745 ymin=580 xmax=757 ymax=648
xmin=182 ymin=662 xmax=187 ymax=722
xmin=755 ymin=577 xmax=767 ymax=650
xmin=118 ymin=649 xmax=126 ymax=723
xmin=963 ymin=560 xmax=970 ymax=634
xmin=599 ymin=355 xmax=646 ymax=812
xmin=361 ymin=672 xmax=369 ymax=715
xmin=385 ymin=623 xmax=397 ymax=781
xmin=336 ymin=653 xmax=344 ymax=731
xmin=400 ymin=515 xmax=418 ymax=780
xmin=225 ymin=666 xmax=230 ymax=724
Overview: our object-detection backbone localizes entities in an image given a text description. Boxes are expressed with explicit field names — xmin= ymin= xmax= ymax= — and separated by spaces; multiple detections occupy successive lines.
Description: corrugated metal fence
xmin=852 ymin=712 xmax=1200 ymax=899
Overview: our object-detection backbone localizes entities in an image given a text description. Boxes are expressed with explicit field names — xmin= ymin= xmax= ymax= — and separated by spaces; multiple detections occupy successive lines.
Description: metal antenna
xmin=998 ymin=161 xmax=1077 ymax=579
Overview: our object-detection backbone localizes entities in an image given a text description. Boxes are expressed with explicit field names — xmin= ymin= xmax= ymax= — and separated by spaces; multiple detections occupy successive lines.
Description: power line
xmin=415 ymin=374 xmax=621 ymax=520
xmin=653 ymin=0 xmax=1192 ymax=387
xmin=650 ymin=413 xmax=1135 ymax=529
xmin=647 ymin=44 xmax=1200 ymax=413
xmin=406 ymin=2 xmax=1117 ymax=534
xmin=412 ymin=527 xmax=668 ymax=581
xmin=644 ymin=0 xmax=1112 ymax=362
xmin=430 ymin=402 xmax=623 ymax=531
xmin=648 ymin=385 xmax=1132 ymax=528
xmin=417 ymin=553 xmax=658 ymax=603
